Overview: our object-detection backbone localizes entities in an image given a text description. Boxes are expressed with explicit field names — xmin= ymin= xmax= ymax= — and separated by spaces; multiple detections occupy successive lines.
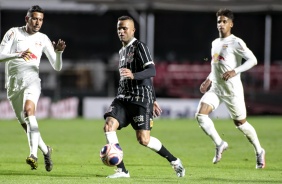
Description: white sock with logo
xmin=196 ymin=113 xmax=222 ymax=146
xmin=237 ymin=122 xmax=262 ymax=154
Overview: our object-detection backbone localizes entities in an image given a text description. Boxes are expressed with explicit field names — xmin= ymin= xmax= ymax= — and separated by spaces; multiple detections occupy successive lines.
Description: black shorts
xmin=104 ymin=99 xmax=153 ymax=130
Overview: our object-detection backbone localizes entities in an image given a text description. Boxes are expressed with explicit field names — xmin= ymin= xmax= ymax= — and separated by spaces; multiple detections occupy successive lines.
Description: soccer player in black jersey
xmin=103 ymin=16 xmax=185 ymax=178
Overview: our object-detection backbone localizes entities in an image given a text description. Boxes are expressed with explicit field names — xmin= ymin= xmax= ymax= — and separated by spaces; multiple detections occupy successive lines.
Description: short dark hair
xmin=216 ymin=9 xmax=234 ymax=21
xmin=27 ymin=5 xmax=44 ymax=16
xmin=118 ymin=15 xmax=134 ymax=22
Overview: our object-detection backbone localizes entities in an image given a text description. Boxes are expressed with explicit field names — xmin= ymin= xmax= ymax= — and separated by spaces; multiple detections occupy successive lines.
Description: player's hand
xmin=153 ymin=101 xmax=162 ymax=118
xmin=20 ymin=48 xmax=36 ymax=61
xmin=53 ymin=39 xmax=66 ymax=51
xmin=222 ymin=70 xmax=236 ymax=81
xmin=119 ymin=68 xmax=134 ymax=79
xmin=200 ymin=78 xmax=211 ymax=93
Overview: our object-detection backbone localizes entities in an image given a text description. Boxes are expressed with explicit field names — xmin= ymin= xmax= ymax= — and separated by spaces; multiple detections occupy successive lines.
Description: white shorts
xmin=7 ymin=79 xmax=41 ymax=124
xmin=198 ymin=91 xmax=246 ymax=120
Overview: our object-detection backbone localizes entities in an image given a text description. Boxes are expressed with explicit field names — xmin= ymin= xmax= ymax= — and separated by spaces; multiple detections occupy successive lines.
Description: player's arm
xmin=153 ymin=100 xmax=162 ymax=118
xmin=151 ymin=83 xmax=162 ymax=117
xmin=233 ymin=40 xmax=257 ymax=74
xmin=119 ymin=64 xmax=156 ymax=80
xmin=222 ymin=40 xmax=257 ymax=81
xmin=44 ymin=37 xmax=66 ymax=71
xmin=200 ymin=73 xmax=212 ymax=93
xmin=134 ymin=41 xmax=156 ymax=79
xmin=0 ymin=29 xmax=21 ymax=62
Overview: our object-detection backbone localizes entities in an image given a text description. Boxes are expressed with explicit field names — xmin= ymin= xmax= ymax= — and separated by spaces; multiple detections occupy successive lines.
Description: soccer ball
xmin=100 ymin=143 xmax=123 ymax=167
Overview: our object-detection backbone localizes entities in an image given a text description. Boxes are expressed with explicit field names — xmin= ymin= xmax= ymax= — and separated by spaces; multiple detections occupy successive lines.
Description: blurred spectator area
xmin=153 ymin=62 xmax=282 ymax=114
xmin=0 ymin=61 xmax=281 ymax=115
xmin=154 ymin=62 xmax=282 ymax=98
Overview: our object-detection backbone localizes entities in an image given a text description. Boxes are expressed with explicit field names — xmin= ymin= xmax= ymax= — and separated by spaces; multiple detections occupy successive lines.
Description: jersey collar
xmin=123 ymin=37 xmax=137 ymax=48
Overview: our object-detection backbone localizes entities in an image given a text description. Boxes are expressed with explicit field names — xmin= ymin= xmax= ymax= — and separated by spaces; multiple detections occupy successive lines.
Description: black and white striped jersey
xmin=116 ymin=38 xmax=156 ymax=105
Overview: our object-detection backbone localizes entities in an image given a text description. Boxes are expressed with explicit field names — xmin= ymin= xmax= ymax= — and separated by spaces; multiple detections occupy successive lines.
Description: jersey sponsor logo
xmin=137 ymin=123 xmax=145 ymax=126
xmin=30 ymin=53 xmax=37 ymax=60
xmin=133 ymin=115 xmax=144 ymax=123
xmin=212 ymin=53 xmax=225 ymax=63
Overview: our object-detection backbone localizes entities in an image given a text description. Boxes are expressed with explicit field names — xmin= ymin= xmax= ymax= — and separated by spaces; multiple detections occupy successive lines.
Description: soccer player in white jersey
xmin=195 ymin=9 xmax=265 ymax=169
xmin=0 ymin=5 xmax=66 ymax=171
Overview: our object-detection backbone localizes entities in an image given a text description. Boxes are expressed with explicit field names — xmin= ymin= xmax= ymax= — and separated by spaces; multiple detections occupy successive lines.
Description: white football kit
xmin=199 ymin=34 xmax=257 ymax=120
xmin=0 ymin=26 xmax=63 ymax=123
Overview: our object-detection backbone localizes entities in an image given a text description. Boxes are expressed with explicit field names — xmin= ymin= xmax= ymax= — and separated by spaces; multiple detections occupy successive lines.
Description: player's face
xmin=117 ymin=19 xmax=135 ymax=46
xmin=25 ymin=12 xmax=44 ymax=34
xmin=217 ymin=16 xmax=233 ymax=38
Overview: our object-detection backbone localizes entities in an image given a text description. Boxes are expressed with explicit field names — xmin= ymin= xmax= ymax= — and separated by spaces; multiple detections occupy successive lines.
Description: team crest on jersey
xmin=126 ymin=52 xmax=134 ymax=63
xmin=212 ymin=53 xmax=225 ymax=63
xmin=35 ymin=41 xmax=42 ymax=47
xmin=222 ymin=44 xmax=228 ymax=49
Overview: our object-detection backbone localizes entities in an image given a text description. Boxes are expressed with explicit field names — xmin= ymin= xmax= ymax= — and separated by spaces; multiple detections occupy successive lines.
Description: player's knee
xmin=24 ymin=116 xmax=39 ymax=132
xmin=137 ymin=137 xmax=150 ymax=146
xmin=195 ymin=113 xmax=209 ymax=127
xmin=195 ymin=113 xmax=206 ymax=123
xmin=233 ymin=119 xmax=246 ymax=126
xmin=104 ymin=117 xmax=119 ymax=132
xmin=24 ymin=108 xmax=34 ymax=117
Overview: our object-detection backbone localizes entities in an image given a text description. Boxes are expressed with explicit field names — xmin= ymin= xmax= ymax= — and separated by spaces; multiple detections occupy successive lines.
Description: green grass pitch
xmin=0 ymin=116 xmax=281 ymax=184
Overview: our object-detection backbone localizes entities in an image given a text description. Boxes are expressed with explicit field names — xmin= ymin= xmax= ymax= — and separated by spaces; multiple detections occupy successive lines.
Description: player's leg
xmin=23 ymin=81 xmax=52 ymax=171
xmin=20 ymin=122 xmax=51 ymax=171
xmin=195 ymin=92 xmax=228 ymax=164
xmin=8 ymin=90 xmax=39 ymax=170
xmin=135 ymin=129 xmax=185 ymax=177
xmin=132 ymin=103 xmax=185 ymax=177
xmin=103 ymin=100 xmax=130 ymax=178
xmin=227 ymin=96 xmax=265 ymax=169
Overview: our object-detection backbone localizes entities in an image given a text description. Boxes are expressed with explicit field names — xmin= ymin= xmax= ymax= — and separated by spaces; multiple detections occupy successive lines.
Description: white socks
xmin=105 ymin=131 xmax=119 ymax=144
xmin=25 ymin=116 xmax=40 ymax=157
xmin=147 ymin=136 xmax=162 ymax=152
xmin=105 ymin=132 xmax=162 ymax=153
xmin=237 ymin=122 xmax=262 ymax=154
xmin=38 ymin=136 xmax=48 ymax=155
xmin=196 ymin=113 xmax=222 ymax=146
xmin=196 ymin=113 xmax=263 ymax=154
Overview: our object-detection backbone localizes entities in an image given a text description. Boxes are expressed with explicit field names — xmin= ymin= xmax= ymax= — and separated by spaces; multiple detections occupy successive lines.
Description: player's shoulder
xmin=134 ymin=40 xmax=150 ymax=52
xmin=35 ymin=31 xmax=48 ymax=38
xmin=230 ymin=34 xmax=247 ymax=48
xmin=6 ymin=26 xmax=21 ymax=34
xmin=211 ymin=38 xmax=221 ymax=46
xmin=230 ymin=34 xmax=245 ymax=44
